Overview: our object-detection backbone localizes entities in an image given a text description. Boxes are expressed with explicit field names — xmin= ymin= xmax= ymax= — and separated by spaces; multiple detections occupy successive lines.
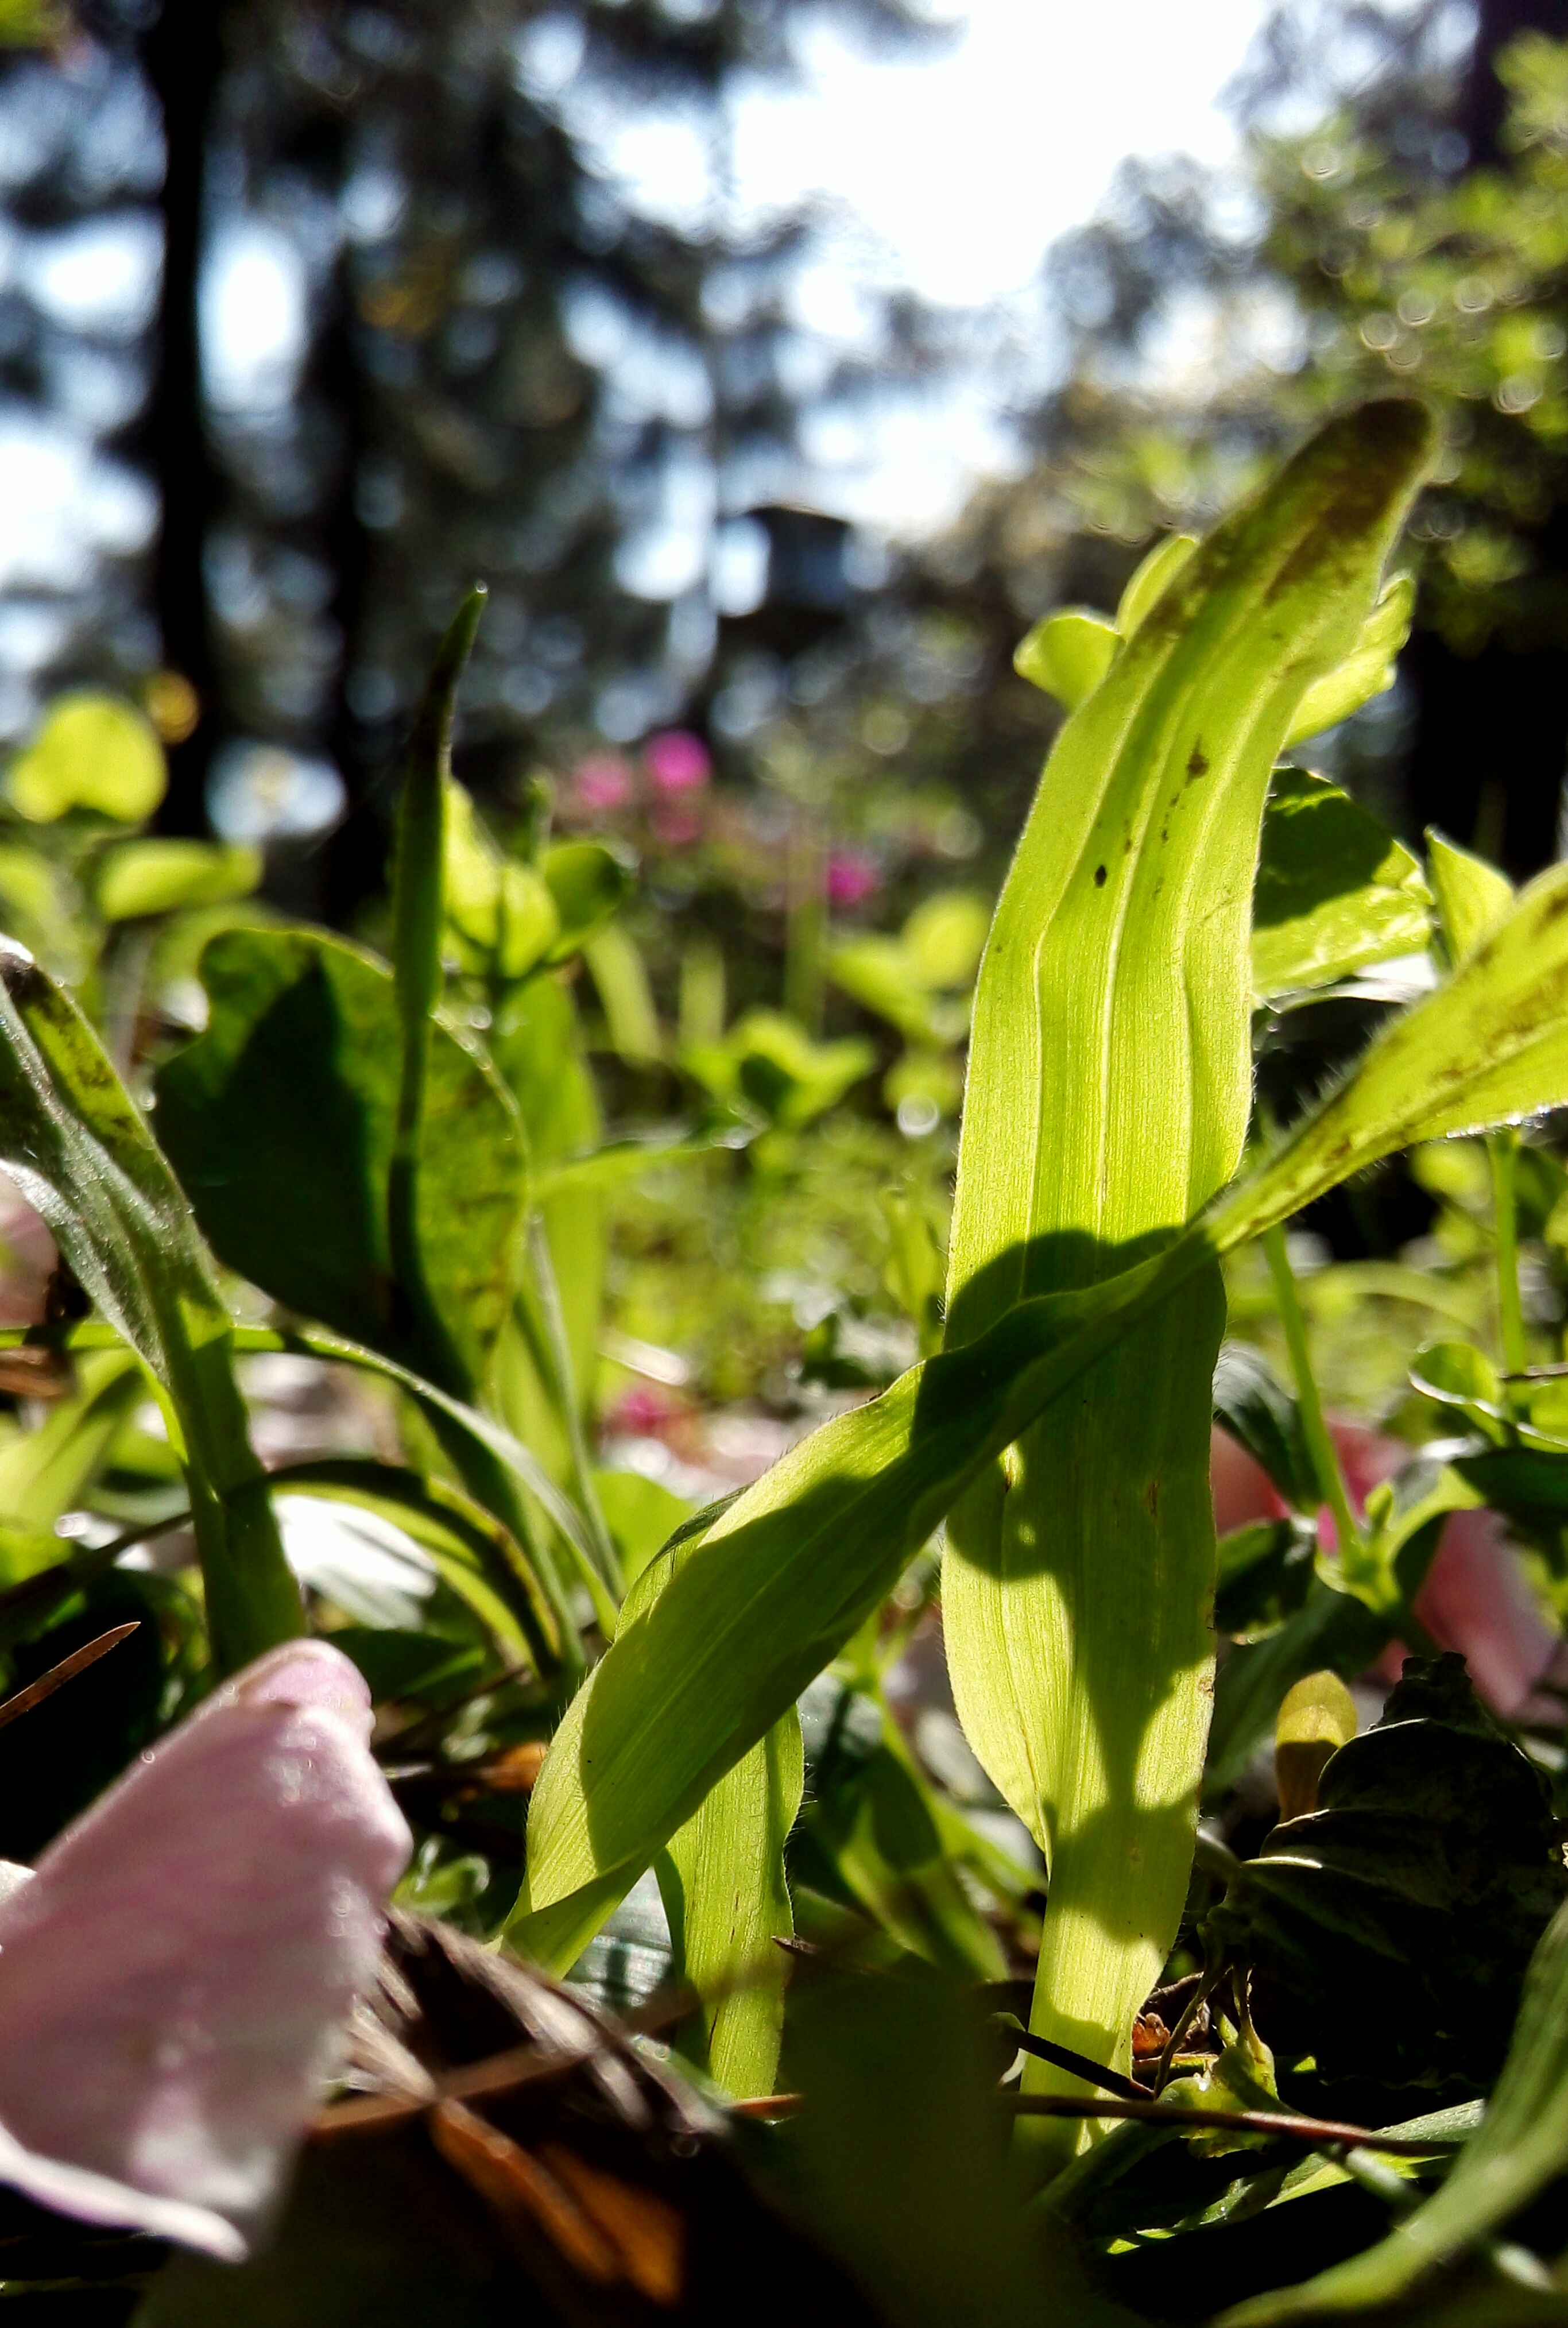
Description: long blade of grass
xmin=0 ymin=943 xmax=300 ymax=1669
xmin=940 ymin=399 xmax=1434 ymax=2143
xmin=514 ymin=709 xmax=1568 ymax=1980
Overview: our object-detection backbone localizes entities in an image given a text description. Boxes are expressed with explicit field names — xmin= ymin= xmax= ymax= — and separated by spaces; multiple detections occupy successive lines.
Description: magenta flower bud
xmin=826 ymin=850 xmax=880 ymax=908
xmin=642 ymin=730 xmax=710 ymax=795
xmin=0 ymin=1639 xmax=409 ymax=2259
xmin=574 ymin=753 xmax=634 ymax=813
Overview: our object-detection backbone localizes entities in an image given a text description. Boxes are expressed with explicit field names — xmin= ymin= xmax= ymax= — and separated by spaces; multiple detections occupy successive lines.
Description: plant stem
xmin=1488 ymin=1130 xmax=1528 ymax=1375
xmin=1263 ymin=1224 xmax=1362 ymax=1559
xmin=524 ymin=1213 xmax=623 ymax=1597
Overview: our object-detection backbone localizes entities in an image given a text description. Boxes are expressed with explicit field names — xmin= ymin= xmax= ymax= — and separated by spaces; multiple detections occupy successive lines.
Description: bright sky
xmin=555 ymin=0 xmax=1280 ymax=529
xmin=729 ymin=0 xmax=1271 ymax=310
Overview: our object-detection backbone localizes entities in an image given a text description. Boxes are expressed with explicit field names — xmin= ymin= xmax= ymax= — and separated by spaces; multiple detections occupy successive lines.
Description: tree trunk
xmin=143 ymin=0 xmax=224 ymax=834
xmin=1462 ymin=0 xmax=1568 ymax=163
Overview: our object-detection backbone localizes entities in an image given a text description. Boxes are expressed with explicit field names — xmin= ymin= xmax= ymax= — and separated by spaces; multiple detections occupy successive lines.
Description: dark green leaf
xmin=1214 ymin=1341 xmax=1319 ymax=1509
xmin=155 ymin=926 xmax=525 ymax=1398
xmin=1212 ymin=1655 xmax=1567 ymax=2091
xmin=541 ymin=840 xmax=632 ymax=961
xmin=772 ymin=1962 xmax=1125 ymax=2328
xmin=1214 ymin=1519 xmax=1317 ymax=1640
xmin=1224 ymin=1894 xmax=1568 ymax=2322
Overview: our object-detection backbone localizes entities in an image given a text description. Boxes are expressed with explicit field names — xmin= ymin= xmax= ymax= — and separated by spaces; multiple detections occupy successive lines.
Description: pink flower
xmin=651 ymin=803 xmax=703 ymax=848
xmin=826 ymin=850 xmax=880 ymax=908
xmin=642 ymin=730 xmax=710 ymax=795
xmin=0 ymin=1169 xmax=56 ymax=1328
xmin=1211 ymin=1421 xmax=1563 ymax=1717
xmin=0 ymin=1639 xmax=409 ymax=2259
xmin=574 ymin=753 xmax=634 ymax=814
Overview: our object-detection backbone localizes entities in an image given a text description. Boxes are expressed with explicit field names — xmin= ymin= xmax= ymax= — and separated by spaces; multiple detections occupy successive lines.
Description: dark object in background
xmin=0 ymin=1580 xmax=166 ymax=1865
xmin=1213 ymin=1654 xmax=1568 ymax=2092
xmin=142 ymin=1911 xmax=878 ymax=2328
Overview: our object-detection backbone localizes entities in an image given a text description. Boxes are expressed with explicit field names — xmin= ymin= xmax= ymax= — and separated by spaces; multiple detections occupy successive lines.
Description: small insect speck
xmin=1094 ymin=864 xmax=1107 ymax=887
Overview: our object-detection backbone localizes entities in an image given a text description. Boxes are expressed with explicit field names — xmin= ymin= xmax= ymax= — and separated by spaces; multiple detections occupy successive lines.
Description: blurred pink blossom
xmin=574 ymin=753 xmax=634 ymax=813
xmin=0 ymin=1170 xmax=56 ymax=1328
xmin=642 ymin=730 xmax=710 ymax=795
xmin=651 ymin=803 xmax=703 ymax=848
xmin=1211 ymin=1421 xmax=1563 ymax=1718
xmin=0 ymin=1639 xmax=409 ymax=2258
xmin=606 ymin=1380 xmax=690 ymax=1439
xmin=826 ymin=850 xmax=880 ymax=908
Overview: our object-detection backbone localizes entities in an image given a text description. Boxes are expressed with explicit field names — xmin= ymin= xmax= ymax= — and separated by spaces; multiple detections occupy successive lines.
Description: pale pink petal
xmin=1388 ymin=1507 xmax=1562 ymax=1718
xmin=0 ymin=1640 xmax=410 ymax=2257
xmin=1210 ymin=1426 xmax=1287 ymax=1536
xmin=1210 ymin=1408 xmax=1563 ymax=1719
xmin=0 ymin=1167 xmax=56 ymax=1328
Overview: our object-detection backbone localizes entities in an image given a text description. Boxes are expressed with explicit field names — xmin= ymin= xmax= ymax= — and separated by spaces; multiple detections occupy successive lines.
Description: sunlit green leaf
xmin=1252 ymin=769 xmax=1431 ymax=999
xmin=541 ymin=840 xmax=632 ymax=962
xmin=444 ymin=781 xmax=557 ymax=981
xmin=94 ymin=840 xmax=262 ymax=923
xmin=1427 ymin=827 xmax=1515 ymax=965
xmin=1281 ymin=570 xmax=1414 ymax=745
xmin=1013 ymin=609 xmax=1117 ymax=708
xmin=583 ymin=922 xmax=663 ymax=1063
xmin=941 ymin=399 xmax=1434 ymax=2141
xmin=516 ymin=736 xmax=1568 ymax=1981
xmin=7 ymin=694 xmax=165 ymax=825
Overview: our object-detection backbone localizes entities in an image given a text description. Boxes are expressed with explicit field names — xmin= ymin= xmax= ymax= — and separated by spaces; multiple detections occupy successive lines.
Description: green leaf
xmin=444 ymin=779 xmax=557 ymax=981
xmin=1212 ymin=1655 xmax=1567 ymax=2095
xmin=0 ymin=845 xmax=80 ymax=973
xmin=1426 ymin=828 xmax=1515 ymax=966
xmin=1013 ymin=609 xmax=1118 ymax=709
xmin=659 ymin=1706 xmax=803 ymax=2098
xmin=1214 ymin=1518 xmax=1316 ymax=1641
xmin=1252 ymin=769 xmax=1431 ymax=1000
xmin=1214 ymin=1341 xmax=1318 ymax=1510
xmin=881 ymin=1186 xmax=947 ymax=1359
xmin=541 ymin=841 xmax=632 ymax=962
xmin=829 ymin=890 xmax=989 ymax=1044
xmin=683 ymin=1010 xmax=874 ymax=1130
xmin=1116 ymin=532 xmax=1201 ymax=636
xmin=1205 ymin=1580 xmax=1391 ymax=1804
xmin=516 ymin=696 xmax=1568 ymax=1983
xmin=94 ymin=840 xmax=262 ymax=922
xmin=775 ymin=1962 xmax=1124 ymax=2328
xmin=154 ymin=926 xmax=526 ymax=1397
xmin=594 ymin=1467 xmax=692 ymax=1588
xmin=1410 ymin=1337 xmax=1509 ymax=1438
xmin=583 ymin=923 xmax=663 ymax=1063
xmin=0 ymin=943 xmax=299 ymax=1670
xmin=1281 ymin=570 xmax=1415 ymax=746
xmin=795 ymin=1688 xmax=1008 ymax=1982
xmin=0 ymin=1347 xmax=144 ymax=1530
xmin=941 ymin=399 xmax=1435 ymax=2141
xmin=488 ymin=971 xmax=605 ymax=1519
xmin=1210 ymin=854 xmax=1568 ymax=1247
xmin=902 ymin=891 xmax=990 ymax=987
xmin=1224 ymin=1894 xmax=1568 ymax=2323
xmin=7 ymin=694 xmax=165 ymax=824
xmin=265 ymin=1455 xmax=559 ymax=1673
